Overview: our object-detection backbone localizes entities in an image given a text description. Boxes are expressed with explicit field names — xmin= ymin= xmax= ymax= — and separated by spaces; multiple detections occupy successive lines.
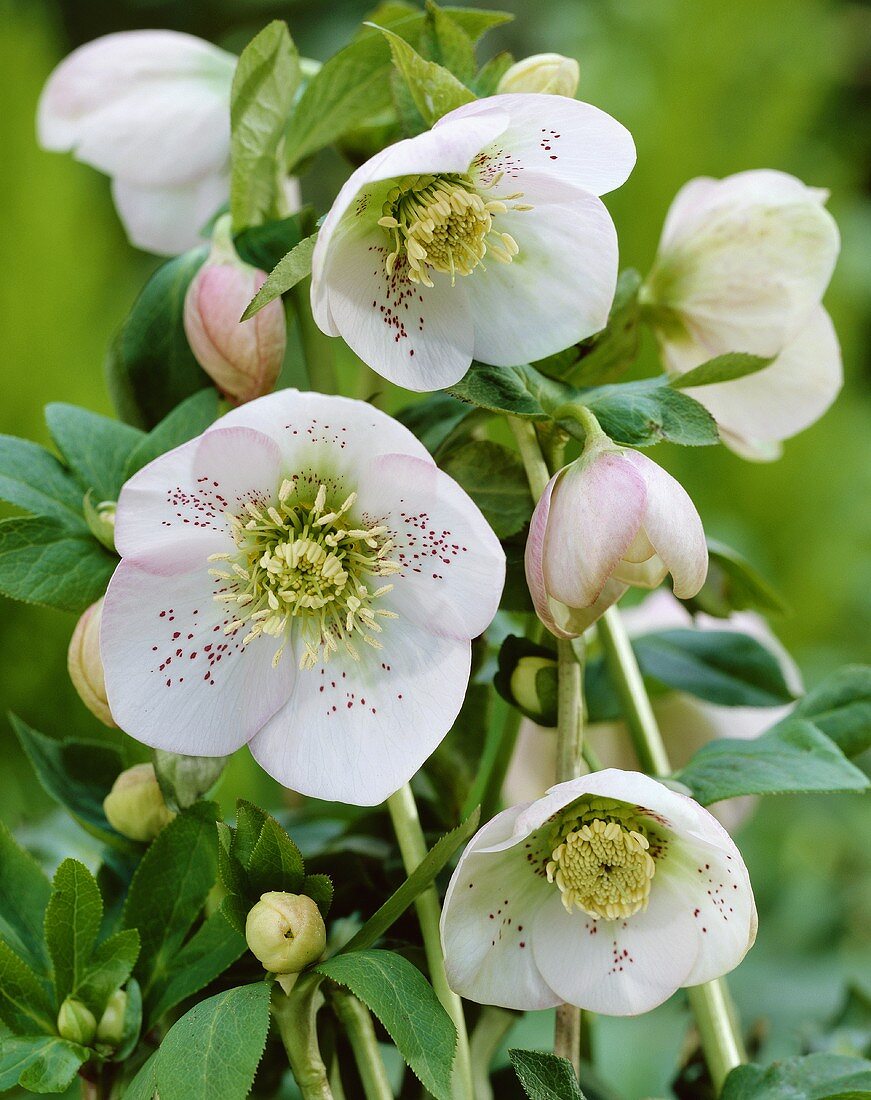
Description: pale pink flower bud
xmin=68 ymin=597 xmax=115 ymax=728
xmin=183 ymin=218 xmax=286 ymax=405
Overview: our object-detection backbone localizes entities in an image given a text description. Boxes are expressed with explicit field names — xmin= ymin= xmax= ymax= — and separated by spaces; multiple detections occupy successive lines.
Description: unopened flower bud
xmin=510 ymin=655 xmax=558 ymax=725
xmin=103 ymin=763 xmax=175 ymax=842
xmin=245 ymin=892 xmax=326 ymax=974
xmin=96 ymin=990 xmax=127 ymax=1046
xmin=68 ymin=597 xmax=115 ymax=728
xmin=497 ymin=53 xmax=580 ymax=97
xmin=183 ymin=216 xmax=286 ymax=405
xmin=57 ymin=998 xmax=96 ymax=1045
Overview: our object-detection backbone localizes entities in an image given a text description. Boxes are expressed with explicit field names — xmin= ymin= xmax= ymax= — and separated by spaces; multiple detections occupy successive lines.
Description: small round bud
xmin=510 ymin=655 xmax=558 ymax=725
xmin=245 ymin=892 xmax=326 ymax=974
xmin=57 ymin=998 xmax=96 ymax=1045
xmin=103 ymin=764 xmax=175 ymax=842
xmin=96 ymin=990 xmax=127 ymax=1046
xmin=497 ymin=53 xmax=580 ymax=98
xmin=183 ymin=215 xmax=286 ymax=405
xmin=68 ymin=597 xmax=115 ymax=728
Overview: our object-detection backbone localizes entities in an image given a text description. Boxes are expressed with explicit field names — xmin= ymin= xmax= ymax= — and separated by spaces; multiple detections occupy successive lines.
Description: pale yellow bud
xmin=68 ymin=597 xmax=115 ymax=728
xmin=57 ymin=998 xmax=96 ymax=1045
xmin=96 ymin=990 xmax=127 ymax=1046
xmin=245 ymin=892 xmax=326 ymax=975
xmin=497 ymin=53 xmax=580 ymax=98
xmin=509 ymin=655 xmax=558 ymax=725
xmin=103 ymin=764 xmax=175 ymax=842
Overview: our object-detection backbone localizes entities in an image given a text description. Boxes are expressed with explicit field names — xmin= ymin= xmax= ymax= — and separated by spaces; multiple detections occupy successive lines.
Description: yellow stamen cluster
xmin=210 ymin=481 xmax=399 ymax=670
xmin=546 ymin=814 xmax=656 ymax=921
xmin=378 ymin=173 xmax=522 ymax=287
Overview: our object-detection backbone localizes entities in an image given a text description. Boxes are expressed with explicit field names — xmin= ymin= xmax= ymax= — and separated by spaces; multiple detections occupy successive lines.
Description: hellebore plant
xmin=2 ymin=10 xmax=868 ymax=1100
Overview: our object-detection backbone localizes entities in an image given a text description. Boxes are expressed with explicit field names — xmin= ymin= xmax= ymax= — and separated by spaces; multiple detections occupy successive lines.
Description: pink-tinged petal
xmin=355 ymin=453 xmax=505 ymax=640
xmin=115 ymin=427 xmax=282 ymax=566
xmin=248 ymin=616 xmax=471 ymax=805
xmin=622 ymin=452 xmax=708 ymax=598
xmin=101 ymin=559 xmax=294 ymax=755
xmin=447 ymin=93 xmax=636 ymax=197
xmin=465 ymin=193 xmax=618 ymax=365
xmin=685 ymin=306 xmax=842 ymax=453
xmin=531 ymin=872 xmax=700 ymax=1015
xmin=556 ymin=578 xmax=629 ymax=635
xmin=112 ymin=171 xmax=229 ymax=256
xmin=440 ymin=804 xmax=561 ymax=1010
xmin=541 ymin=453 xmax=647 ymax=608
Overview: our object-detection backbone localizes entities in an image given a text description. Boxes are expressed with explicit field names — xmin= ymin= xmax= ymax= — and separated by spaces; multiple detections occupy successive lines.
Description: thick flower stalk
xmin=311 ymin=93 xmax=635 ymax=390
xmin=100 ymin=389 xmax=505 ymax=804
xmin=441 ymin=769 xmax=757 ymax=1015
xmin=642 ymin=170 xmax=842 ymax=459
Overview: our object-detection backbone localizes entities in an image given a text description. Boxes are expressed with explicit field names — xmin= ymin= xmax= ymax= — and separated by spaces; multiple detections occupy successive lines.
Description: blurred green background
xmin=1 ymin=0 xmax=869 ymax=1095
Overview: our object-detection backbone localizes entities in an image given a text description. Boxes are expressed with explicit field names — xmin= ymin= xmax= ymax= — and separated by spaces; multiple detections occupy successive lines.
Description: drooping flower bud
xmin=57 ymin=998 xmax=97 ymax=1045
xmin=497 ymin=53 xmax=580 ymax=97
xmin=68 ymin=597 xmax=115 ymax=728
xmin=245 ymin=892 xmax=326 ymax=975
xmin=103 ymin=763 xmax=175 ymax=842
xmin=183 ymin=216 xmax=286 ymax=405
xmin=96 ymin=990 xmax=127 ymax=1046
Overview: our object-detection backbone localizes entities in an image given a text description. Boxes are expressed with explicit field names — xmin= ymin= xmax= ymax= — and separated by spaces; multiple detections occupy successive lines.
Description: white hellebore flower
xmin=441 ymin=769 xmax=757 ymax=1015
xmin=311 ymin=93 xmax=635 ymax=391
xmin=100 ymin=390 xmax=504 ymax=805
xmin=526 ymin=426 xmax=708 ymax=637
xmin=643 ymin=170 xmax=842 ymax=459
xmin=38 ymin=31 xmax=238 ymax=255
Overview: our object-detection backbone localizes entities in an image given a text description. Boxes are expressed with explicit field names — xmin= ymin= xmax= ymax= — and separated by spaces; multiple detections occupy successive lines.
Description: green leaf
xmin=674 ymin=719 xmax=870 ymax=805
xmin=494 ymin=634 xmax=558 ymax=726
xmin=341 ymin=809 xmax=480 ymax=955
xmin=153 ymin=750 xmax=228 ymax=812
xmin=581 ymin=378 xmax=720 ymax=447
xmin=106 ymin=248 xmax=211 ymax=430
xmin=11 ymin=1037 xmax=89 ymax=1095
xmin=395 ymin=393 xmax=479 ymax=457
xmin=378 ymin=25 xmax=475 ymax=124
xmin=230 ymin=21 xmax=301 ymax=232
xmin=302 ymin=874 xmax=334 ymax=919
xmin=241 ymin=233 xmax=317 ymax=320
xmin=234 ymin=212 xmax=308 ymax=272
xmin=77 ymin=930 xmax=140 ymax=1017
xmin=473 ymin=51 xmax=514 ymax=96
xmin=316 ymin=950 xmax=456 ymax=1100
xmin=0 ymin=515 xmax=116 ymax=614
xmin=420 ymin=2 xmax=477 ymax=82
xmin=245 ymin=816 xmax=305 ymax=897
xmin=11 ymin=717 xmax=125 ymax=844
xmin=155 ymin=983 xmax=271 ymax=1100
xmin=448 ymin=361 xmax=562 ymax=420
xmin=509 ymin=1048 xmax=586 ymax=1100
xmin=0 ymin=821 xmax=51 ymax=977
xmin=44 ymin=404 xmax=143 ymax=502
xmin=632 ymin=628 xmax=797 ymax=708
xmin=113 ymin=976 xmax=143 ymax=1062
xmin=0 ymin=435 xmax=89 ymax=531
xmin=44 ymin=859 xmax=102 ymax=1006
xmin=147 ymin=912 xmax=245 ymax=1023
xmin=232 ymin=800 xmax=269 ymax=868
xmin=440 ymin=441 xmax=533 ymax=538
xmin=671 ymin=352 xmax=774 ymax=389
xmin=721 ymin=1053 xmax=871 ymax=1100
xmin=123 ymin=1049 xmax=158 ymax=1100
xmin=788 ymin=666 xmax=871 ymax=759
xmin=124 ymin=390 xmax=221 ymax=480
xmin=685 ymin=538 xmax=788 ymax=618
xmin=0 ymin=940 xmax=55 ymax=1036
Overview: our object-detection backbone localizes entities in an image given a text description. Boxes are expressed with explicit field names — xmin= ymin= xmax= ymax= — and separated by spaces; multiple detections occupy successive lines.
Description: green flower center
xmin=210 ymin=481 xmax=399 ymax=669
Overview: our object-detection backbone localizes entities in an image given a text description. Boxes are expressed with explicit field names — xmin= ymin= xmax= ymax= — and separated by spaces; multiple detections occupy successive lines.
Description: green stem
xmin=469 ymin=1006 xmax=517 ymax=1100
xmin=292 ymin=278 xmax=338 ymax=393
xmin=597 ymin=604 xmax=745 ymax=1090
xmin=273 ymin=979 xmax=334 ymax=1100
xmin=387 ymin=785 xmax=473 ymax=1100
xmin=330 ymin=988 xmax=393 ymax=1100
xmin=477 ymin=703 xmax=523 ymax=822
xmin=508 ymin=417 xmax=550 ymax=497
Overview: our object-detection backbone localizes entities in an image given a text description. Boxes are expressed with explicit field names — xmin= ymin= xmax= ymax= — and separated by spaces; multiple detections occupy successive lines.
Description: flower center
xmin=378 ymin=173 xmax=522 ymax=287
xmin=210 ymin=481 xmax=400 ymax=670
xmin=546 ymin=805 xmax=656 ymax=921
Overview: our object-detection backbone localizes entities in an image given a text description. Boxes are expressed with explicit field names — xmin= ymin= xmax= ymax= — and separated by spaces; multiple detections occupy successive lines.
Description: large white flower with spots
xmin=441 ymin=770 xmax=756 ymax=1015
xmin=642 ymin=170 xmax=841 ymax=459
xmin=38 ymin=31 xmax=238 ymax=255
xmin=311 ymin=93 xmax=635 ymax=391
xmin=100 ymin=390 xmax=505 ymax=804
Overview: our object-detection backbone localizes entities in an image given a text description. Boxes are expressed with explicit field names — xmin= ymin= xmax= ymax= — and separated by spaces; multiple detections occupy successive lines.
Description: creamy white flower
xmin=311 ymin=93 xmax=635 ymax=391
xmin=38 ymin=31 xmax=238 ymax=255
xmin=441 ymin=769 xmax=757 ymax=1015
xmin=643 ymin=170 xmax=841 ymax=459
xmin=100 ymin=390 xmax=504 ymax=805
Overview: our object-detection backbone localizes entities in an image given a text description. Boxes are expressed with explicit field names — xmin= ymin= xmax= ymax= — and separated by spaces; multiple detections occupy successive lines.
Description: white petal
xmin=354 ymin=453 xmax=505 ymax=640
xmin=441 ymin=804 xmax=561 ymax=1010
xmin=248 ymin=616 xmax=471 ymax=805
xmin=112 ymin=172 xmax=229 ymax=256
xmin=465 ymin=193 xmax=618 ymax=365
xmin=101 ymin=559 xmax=294 ymax=755
xmin=446 ymin=93 xmax=636 ymax=197
xmin=684 ymin=306 xmax=842 ymax=453
xmin=115 ymin=426 xmax=282 ymax=565
xmin=623 ymin=452 xmax=708 ymax=598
